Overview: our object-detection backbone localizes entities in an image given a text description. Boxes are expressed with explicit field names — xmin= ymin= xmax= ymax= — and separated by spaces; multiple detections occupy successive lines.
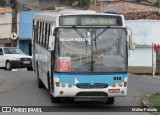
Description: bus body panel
xmin=32 ymin=12 xmax=129 ymax=102
xmin=53 ymin=73 xmax=128 ymax=97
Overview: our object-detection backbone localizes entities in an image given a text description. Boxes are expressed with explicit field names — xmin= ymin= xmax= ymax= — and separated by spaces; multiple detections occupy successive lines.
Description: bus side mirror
xmin=48 ymin=36 xmax=55 ymax=51
xmin=126 ymin=28 xmax=135 ymax=50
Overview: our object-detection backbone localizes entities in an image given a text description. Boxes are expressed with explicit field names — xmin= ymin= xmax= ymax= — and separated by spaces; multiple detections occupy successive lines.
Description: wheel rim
xmin=6 ymin=62 xmax=10 ymax=69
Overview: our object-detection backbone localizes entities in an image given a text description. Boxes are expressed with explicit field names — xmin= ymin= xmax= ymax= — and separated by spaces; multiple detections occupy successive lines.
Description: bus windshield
xmin=55 ymin=28 xmax=127 ymax=73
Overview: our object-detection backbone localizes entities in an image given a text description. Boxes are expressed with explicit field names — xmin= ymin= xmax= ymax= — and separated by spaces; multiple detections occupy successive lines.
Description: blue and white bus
xmin=32 ymin=11 xmax=132 ymax=104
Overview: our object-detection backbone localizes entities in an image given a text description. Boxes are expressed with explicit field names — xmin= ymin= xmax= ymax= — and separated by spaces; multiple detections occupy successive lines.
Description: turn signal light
xmin=68 ymin=84 xmax=72 ymax=88
xmin=118 ymin=83 xmax=123 ymax=87
xmin=112 ymin=83 xmax=116 ymax=87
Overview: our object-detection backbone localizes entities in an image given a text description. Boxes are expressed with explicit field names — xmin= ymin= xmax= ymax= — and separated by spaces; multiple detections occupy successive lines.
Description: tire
xmin=106 ymin=97 xmax=115 ymax=104
xmin=36 ymin=64 xmax=45 ymax=88
xmin=51 ymin=94 xmax=60 ymax=103
xmin=27 ymin=67 xmax=33 ymax=71
xmin=6 ymin=61 xmax=12 ymax=71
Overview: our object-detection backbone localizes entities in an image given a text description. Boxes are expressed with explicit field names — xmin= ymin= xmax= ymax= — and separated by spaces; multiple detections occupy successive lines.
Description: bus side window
xmin=40 ymin=22 xmax=42 ymax=45
xmin=47 ymin=24 xmax=51 ymax=49
xmin=42 ymin=23 xmax=45 ymax=47
xmin=38 ymin=22 xmax=42 ymax=44
xmin=36 ymin=21 xmax=38 ymax=43
xmin=44 ymin=23 xmax=48 ymax=49
xmin=34 ymin=20 xmax=38 ymax=43
xmin=40 ymin=22 xmax=44 ymax=46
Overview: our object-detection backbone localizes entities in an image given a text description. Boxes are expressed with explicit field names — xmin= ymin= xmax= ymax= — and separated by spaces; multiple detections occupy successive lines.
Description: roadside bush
xmin=148 ymin=93 xmax=160 ymax=106
xmin=0 ymin=0 xmax=5 ymax=7
xmin=44 ymin=6 xmax=55 ymax=10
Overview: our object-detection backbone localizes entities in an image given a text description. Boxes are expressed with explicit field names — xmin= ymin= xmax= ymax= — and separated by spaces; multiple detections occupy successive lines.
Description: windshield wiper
xmin=93 ymin=26 xmax=110 ymax=51
xmin=72 ymin=26 xmax=89 ymax=54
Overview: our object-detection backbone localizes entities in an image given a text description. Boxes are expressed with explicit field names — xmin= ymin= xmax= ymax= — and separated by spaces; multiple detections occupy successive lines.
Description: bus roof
xmin=33 ymin=12 xmax=125 ymax=27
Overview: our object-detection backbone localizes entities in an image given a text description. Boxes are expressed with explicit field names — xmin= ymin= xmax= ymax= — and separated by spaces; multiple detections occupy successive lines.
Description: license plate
xmin=23 ymin=61 xmax=30 ymax=64
xmin=108 ymin=89 xmax=120 ymax=93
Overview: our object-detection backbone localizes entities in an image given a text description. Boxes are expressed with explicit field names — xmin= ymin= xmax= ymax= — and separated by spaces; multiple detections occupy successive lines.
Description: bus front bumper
xmin=53 ymin=73 xmax=128 ymax=98
xmin=53 ymin=83 xmax=127 ymax=98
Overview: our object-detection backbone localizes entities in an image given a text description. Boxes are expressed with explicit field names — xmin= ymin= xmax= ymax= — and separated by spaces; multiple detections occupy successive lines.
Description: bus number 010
xmin=113 ymin=77 xmax=121 ymax=80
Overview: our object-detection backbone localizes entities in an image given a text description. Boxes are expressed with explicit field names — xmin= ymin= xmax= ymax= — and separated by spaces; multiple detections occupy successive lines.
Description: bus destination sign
xmin=59 ymin=15 xmax=122 ymax=26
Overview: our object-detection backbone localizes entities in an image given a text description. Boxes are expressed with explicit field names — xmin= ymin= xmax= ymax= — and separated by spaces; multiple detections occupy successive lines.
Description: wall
xmin=19 ymin=40 xmax=31 ymax=55
xmin=0 ymin=13 xmax=12 ymax=39
xmin=126 ymin=20 xmax=160 ymax=46
xmin=90 ymin=1 xmax=160 ymax=13
xmin=19 ymin=11 xmax=35 ymax=39
xmin=126 ymin=20 xmax=160 ymax=73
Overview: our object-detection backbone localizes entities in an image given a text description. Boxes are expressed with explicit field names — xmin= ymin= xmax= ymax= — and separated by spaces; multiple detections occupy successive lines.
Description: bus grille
xmin=76 ymin=92 xmax=108 ymax=96
xmin=76 ymin=83 xmax=108 ymax=89
xmin=20 ymin=58 xmax=31 ymax=61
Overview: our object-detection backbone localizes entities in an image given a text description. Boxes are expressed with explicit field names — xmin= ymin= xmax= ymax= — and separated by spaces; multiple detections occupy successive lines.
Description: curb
xmin=141 ymin=94 xmax=160 ymax=115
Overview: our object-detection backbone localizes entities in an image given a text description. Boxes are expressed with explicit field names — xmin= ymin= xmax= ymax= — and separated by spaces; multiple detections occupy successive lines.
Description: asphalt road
xmin=0 ymin=69 xmax=159 ymax=114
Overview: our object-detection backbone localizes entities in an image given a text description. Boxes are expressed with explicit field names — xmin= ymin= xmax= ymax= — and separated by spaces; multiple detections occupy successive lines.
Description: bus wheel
xmin=106 ymin=97 xmax=115 ymax=104
xmin=36 ymin=65 xmax=44 ymax=88
xmin=51 ymin=95 xmax=60 ymax=103
xmin=6 ymin=61 xmax=12 ymax=71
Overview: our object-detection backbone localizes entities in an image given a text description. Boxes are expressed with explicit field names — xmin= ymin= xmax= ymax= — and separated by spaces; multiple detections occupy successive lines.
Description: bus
xmin=32 ymin=11 xmax=133 ymax=104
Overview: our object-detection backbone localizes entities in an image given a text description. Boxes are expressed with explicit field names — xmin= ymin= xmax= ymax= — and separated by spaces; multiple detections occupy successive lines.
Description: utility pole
xmin=10 ymin=0 xmax=18 ymax=47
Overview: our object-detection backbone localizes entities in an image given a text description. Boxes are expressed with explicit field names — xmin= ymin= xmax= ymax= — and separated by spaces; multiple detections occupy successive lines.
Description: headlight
xmin=118 ymin=82 xmax=123 ymax=87
xmin=112 ymin=83 xmax=116 ymax=87
xmin=68 ymin=83 xmax=72 ymax=88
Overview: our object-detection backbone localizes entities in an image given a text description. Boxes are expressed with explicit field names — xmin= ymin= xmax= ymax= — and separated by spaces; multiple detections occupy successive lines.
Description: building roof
xmin=0 ymin=8 xmax=12 ymax=14
xmin=102 ymin=0 xmax=154 ymax=6
xmin=123 ymin=11 xmax=160 ymax=20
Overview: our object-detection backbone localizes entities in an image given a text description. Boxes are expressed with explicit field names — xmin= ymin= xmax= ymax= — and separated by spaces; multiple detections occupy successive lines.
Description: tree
xmin=0 ymin=0 xmax=5 ymax=7
xmin=81 ymin=0 xmax=89 ymax=8
xmin=154 ymin=0 xmax=160 ymax=7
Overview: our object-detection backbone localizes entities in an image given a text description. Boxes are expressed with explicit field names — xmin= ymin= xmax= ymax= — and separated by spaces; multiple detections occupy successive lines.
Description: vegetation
xmin=148 ymin=93 xmax=160 ymax=106
xmin=81 ymin=0 xmax=90 ymax=8
xmin=70 ymin=0 xmax=90 ymax=8
xmin=44 ymin=6 xmax=55 ymax=10
xmin=0 ymin=0 xmax=5 ymax=7
xmin=154 ymin=0 xmax=160 ymax=7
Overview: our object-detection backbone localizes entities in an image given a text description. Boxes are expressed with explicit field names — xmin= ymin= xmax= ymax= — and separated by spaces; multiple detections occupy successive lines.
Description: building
xmin=89 ymin=0 xmax=160 ymax=73
xmin=123 ymin=11 xmax=160 ymax=20
xmin=90 ymin=0 xmax=160 ymax=13
xmin=19 ymin=11 xmax=35 ymax=55
xmin=0 ymin=7 xmax=12 ymax=47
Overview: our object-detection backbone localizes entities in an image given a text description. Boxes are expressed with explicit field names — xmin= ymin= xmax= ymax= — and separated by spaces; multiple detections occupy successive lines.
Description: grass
xmin=148 ymin=93 xmax=160 ymax=106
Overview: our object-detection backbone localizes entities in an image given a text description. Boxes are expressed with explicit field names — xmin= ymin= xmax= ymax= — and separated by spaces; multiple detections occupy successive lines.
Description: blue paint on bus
xmin=54 ymin=73 xmax=127 ymax=86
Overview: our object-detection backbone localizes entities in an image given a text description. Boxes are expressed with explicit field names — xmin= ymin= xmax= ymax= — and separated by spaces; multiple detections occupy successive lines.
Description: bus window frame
xmin=44 ymin=23 xmax=48 ymax=48
xmin=53 ymin=26 xmax=128 ymax=73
